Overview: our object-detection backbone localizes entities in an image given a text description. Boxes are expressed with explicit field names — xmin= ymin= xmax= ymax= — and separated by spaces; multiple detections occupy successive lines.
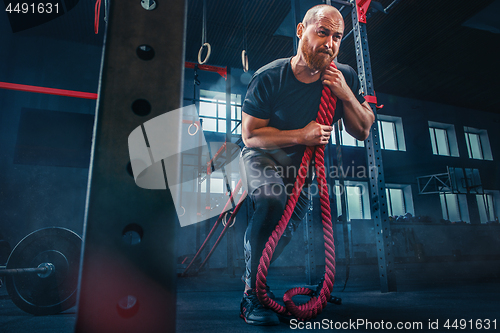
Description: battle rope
xmin=256 ymin=62 xmax=338 ymax=321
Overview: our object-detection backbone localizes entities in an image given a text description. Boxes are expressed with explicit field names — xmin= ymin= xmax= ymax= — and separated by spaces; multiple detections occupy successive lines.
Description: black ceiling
xmin=184 ymin=0 xmax=500 ymax=114
xmin=4 ymin=0 xmax=499 ymax=114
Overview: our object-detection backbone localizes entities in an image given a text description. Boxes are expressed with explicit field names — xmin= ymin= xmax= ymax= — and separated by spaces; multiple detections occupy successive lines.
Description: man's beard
xmin=301 ymin=36 xmax=335 ymax=72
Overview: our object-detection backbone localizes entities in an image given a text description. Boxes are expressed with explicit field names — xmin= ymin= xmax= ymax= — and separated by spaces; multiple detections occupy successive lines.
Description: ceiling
xmin=184 ymin=0 xmax=500 ymax=114
xmin=4 ymin=0 xmax=499 ymax=114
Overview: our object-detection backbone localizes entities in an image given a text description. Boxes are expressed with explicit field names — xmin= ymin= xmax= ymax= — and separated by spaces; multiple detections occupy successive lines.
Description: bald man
xmin=239 ymin=5 xmax=374 ymax=325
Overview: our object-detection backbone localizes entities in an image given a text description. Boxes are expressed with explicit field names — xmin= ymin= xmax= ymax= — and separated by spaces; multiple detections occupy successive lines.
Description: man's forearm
xmin=342 ymin=99 xmax=374 ymax=141
xmin=243 ymin=126 xmax=304 ymax=149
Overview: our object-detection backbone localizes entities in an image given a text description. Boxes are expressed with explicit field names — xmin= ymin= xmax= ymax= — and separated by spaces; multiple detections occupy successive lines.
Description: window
xmin=335 ymin=182 xmax=371 ymax=220
xmin=198 ymin=90 xmax=242 ymax=134
xmin=428 ymin=121 xmax=459 ymax=157
xmin=387 ymin=188 xmax=405 ymax=216
xmin=377 ymin=115 xmax=406 ymax=151
xmin=464 ymin=127 xmax=493 ymax=160
xmin=200 ymin=172 xmax=242 ymax=195
xmin=385 ymin=184 xmax=415 ymax=217
xmin=331 ymin=120 xmax=365 ymax=147
xmin=429 ymin=127 xmax=449 ymax=155
xmin=466 ymin=132 xmax=482 ymax=159
xmin=440 ymin=193 xmax=469 ymax=222
xmin=379 ymin=120 xmax=397 ymax=150
xmin=477 ymin=192 xmax=497 ymax=223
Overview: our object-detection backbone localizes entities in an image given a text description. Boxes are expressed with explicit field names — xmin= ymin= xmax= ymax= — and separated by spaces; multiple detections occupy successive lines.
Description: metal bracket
xmin=355 ymin=0 xmax=372 ymax=23
xmin=326 ymin=0 xmax=354 ymax=7
xmin=417 ymin=172 xmax=453 ymax=194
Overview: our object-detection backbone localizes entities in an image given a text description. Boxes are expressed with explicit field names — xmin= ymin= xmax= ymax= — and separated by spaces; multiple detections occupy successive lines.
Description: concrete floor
xmin=1 ymin=262 xmax=499 ymax=333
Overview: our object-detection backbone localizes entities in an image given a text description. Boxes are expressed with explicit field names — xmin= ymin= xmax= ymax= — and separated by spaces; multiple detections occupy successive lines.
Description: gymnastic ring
xmin=221 ymin=211 xmax=236 ymax=228
xmin=179 ymin=206 xmax=186 ymax=217
xmin=241 ymin=50 xmax=249 ymax=72
xmin=198 ymin=43 xmax=211 ymax=65
xmin=188 ymin=122 xmax=199 ymax=136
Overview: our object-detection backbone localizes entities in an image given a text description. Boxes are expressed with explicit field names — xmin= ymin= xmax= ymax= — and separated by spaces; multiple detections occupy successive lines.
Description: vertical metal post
xmin=291 ymin=0 xmax=301 ymax=54
xmin=334 ymin=121 xmax=350 ymax=282
xmin=194 ymin=67 xmax=203 ymax=256
xmin=225 ymin=67 xmax=235 ymax=275
xmin=303 ymin=190 xmax=316 ymax=285
xmin=351 ymin=0 xmax=397 ymax=292
xmin=75 ymin=1 xmax=186 ymax=332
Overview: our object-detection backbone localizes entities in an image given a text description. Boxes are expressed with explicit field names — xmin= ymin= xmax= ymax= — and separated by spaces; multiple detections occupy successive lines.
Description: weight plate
xmin=5 ymin=227 xmax=82 ymax=315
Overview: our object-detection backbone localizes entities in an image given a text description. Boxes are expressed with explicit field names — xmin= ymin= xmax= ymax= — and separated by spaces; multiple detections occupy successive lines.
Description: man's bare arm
xmin=341 ymin=100 xmax=374 ymax=141
xmin=241 ymin=113 xmax=333 ymax=149
xmin=322 ymin=67 xmax=375 ymax=141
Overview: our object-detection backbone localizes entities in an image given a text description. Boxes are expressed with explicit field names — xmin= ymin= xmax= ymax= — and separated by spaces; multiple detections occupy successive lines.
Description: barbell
xmin=0 ymin=227 xmax=82 ymax=315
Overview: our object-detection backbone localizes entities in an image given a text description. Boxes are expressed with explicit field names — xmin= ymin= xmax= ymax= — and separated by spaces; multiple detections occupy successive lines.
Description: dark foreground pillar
xmin=75 ymin=1 xmax=186 ymax=332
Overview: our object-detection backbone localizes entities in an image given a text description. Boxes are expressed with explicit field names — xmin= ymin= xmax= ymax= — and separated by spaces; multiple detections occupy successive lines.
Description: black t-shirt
xmin=242 ymin=57 xmax=365 ymax=181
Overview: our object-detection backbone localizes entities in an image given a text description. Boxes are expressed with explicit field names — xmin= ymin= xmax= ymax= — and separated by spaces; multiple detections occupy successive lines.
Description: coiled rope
xmin=255 ymin=62 xmax=338 ymax=321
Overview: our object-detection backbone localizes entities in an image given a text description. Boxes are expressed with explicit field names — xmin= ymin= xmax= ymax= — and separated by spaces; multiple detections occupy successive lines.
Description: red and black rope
xmin=255 ymin=62 xmax=338 ymax=320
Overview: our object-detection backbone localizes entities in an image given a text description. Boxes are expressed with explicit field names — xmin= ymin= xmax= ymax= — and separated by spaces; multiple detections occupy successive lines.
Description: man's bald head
xmin=302 ymin=4 xmax=342 ymax=28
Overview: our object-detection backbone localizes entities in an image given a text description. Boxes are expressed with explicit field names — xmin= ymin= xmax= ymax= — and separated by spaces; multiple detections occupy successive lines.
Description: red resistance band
xmin=95 ymin=0 xmax=102 ymax=34
xmin=364 ymin=93 xmax=384 ymax=109
xmin=185 ymin=62 xmax=228 ymax=80
xmin=207 ymin=142 xmax=226 ymax=175
xmin=0 ymin=82 xmax=98 ymax=100
xmin=256 ymin=63 xmax=337 ymax=320
xmin=181 ymin=180 xmax=246 ymax=276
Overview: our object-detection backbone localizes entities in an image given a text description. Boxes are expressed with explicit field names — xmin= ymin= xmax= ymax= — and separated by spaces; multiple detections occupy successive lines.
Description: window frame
xmin=198 ymin=90 xmax=242 ymax=135
xmin=377 ymin=115 xmax=406 ymax=151
xmin=440 ymin=192 xmax=469 ymax=222
xmin=385 ymin=184 xmax=415 ymax=217
xmin=477 ymin=191 xmax=498 ymax=223
xmin=335 ymin=181 xmax=371 ymax=221
xmin=428 ymin=121 xmax=459 ymax=157
xmin=464 ymin=126 xmax=493 ymax=161
xmin=331 ymin=120 xmax=365 ymax=147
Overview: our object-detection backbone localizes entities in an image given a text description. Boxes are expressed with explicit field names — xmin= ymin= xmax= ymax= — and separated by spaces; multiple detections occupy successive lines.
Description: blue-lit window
xmin=440 ymin=193 xmax=468 ymax=222
xmin=477 ymin=193 xmax=497 ymax=223
xmin=198 ymin=90 xmax=242 ymax=134
xmin=378 ymin=115 xmax=406 ymax=151
xmin=464 ymin=127 xmax=493 ymax=161
xmin=335 ymin=182 xmax=371 ymax=220
xmin=331 ymin=120 xmax=365 ymax=147
xmin=386 ymin=188 xmax=405 ymax=216
xmin=466 ymin=132 xmax=482 ymax=159
xmin=429 ymin=127 xmax=450 ymax=156
xmin=379 ymin=120 xmax=397 ymax=150
xmin=428 ymin=122 xmax=459 ymax=157
xmin=385 ymin=185 xmax=414 ymax=217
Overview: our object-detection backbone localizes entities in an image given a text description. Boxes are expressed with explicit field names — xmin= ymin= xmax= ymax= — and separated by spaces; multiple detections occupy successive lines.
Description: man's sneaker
xmin=240 ymin=289 xmax=279 ymax=325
